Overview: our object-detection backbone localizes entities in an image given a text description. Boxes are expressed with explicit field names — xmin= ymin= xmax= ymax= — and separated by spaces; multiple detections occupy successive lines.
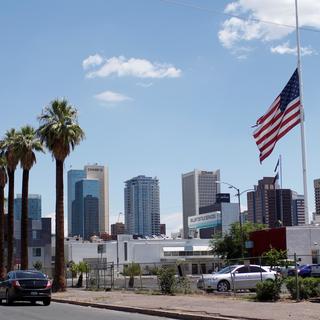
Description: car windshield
xmin=216 ymin=266 xmax=237 ymax=274
xmin=15 ymin=271 xmax=47 ymax=279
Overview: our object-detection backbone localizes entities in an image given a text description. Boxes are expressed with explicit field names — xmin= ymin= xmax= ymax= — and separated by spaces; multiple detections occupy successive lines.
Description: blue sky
xmin=1 ymin=0 xmax=320 ymax=234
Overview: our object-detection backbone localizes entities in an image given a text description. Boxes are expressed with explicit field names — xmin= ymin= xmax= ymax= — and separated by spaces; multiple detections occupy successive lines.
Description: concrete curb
xmin=52 ymin=298 xmax=270 ymax=320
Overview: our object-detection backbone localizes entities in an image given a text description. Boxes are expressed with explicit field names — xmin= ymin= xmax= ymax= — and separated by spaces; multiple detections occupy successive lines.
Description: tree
xmin=210 ymin=222 xmax=266 ymax=260
xmin=76 ymin=261 xmax=88 ymax=287
xmin=262 ymin=248 xmax=287 ymax=269
xmin=1 ymin=129 xmax=19 ymax=271
xmin=15 ymin=126 xmax=43 ymax=270
xmin=0 ymin=156 xmax=7 ymax=279
xmin=123 ymin=262 xmax=141 ymax=288
xmin=38 ymin=99 xmax=85 ymax=291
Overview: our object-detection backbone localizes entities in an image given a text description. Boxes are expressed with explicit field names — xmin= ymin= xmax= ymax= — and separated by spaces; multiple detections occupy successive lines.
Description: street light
xmin=216 ymin=181 xmax=254 ymax=257
xmin=216 ymin=181 xmax=242 ymax=229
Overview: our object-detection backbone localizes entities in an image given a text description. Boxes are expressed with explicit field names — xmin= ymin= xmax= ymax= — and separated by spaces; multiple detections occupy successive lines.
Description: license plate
xmin=30 ymin=292 xmax=38 ymax=295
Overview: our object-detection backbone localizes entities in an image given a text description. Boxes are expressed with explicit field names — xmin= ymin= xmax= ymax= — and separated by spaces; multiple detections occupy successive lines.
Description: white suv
xmin=197 ymin=265 xmax=277 ymax=292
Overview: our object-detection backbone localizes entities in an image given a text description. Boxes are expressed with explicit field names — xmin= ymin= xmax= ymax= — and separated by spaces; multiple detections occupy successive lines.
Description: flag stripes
xmin=253 ymin=69 xmax=301 ymax=163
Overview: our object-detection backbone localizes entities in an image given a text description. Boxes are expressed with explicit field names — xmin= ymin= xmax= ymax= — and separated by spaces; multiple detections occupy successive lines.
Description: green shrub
xmin=157 ymin=266 xmax=176 ymax=295
xmin=286 ymin=277 xmax=320 ymax=300
xmin=256 ymin=278 xmax=282 ymax=302
xmin=123 ymin=263 xmax=141 ymax=288
xmin=175 ymin=276 xmax=191 ymax=294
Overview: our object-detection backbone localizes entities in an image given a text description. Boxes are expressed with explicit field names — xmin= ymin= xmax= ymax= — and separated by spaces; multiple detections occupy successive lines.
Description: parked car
xmin=287 ymin=264 xmax=320 ymax=278
xmin=197 ymin=265 xmax=277 ymax=292
xmin=0 ymin=270 xmax=52 ymax=305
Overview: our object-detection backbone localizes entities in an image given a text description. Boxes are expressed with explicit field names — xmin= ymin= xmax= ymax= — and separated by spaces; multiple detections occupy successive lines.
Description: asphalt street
xmin=0 ymin=302 xmax=175 ymax=320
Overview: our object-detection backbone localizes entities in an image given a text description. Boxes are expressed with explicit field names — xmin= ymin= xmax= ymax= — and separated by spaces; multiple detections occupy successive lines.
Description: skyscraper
xmin=182 ymin=169 xmax=220 ymax=239
xmin=67 ymin=169 xmax=85 ymax=236
xmin=72 ymin=179 xmax=100 ymax=240
xmin=14 ymin=194 xmax=41 ymax=220
xmin=68 ymin=164 xmax=109 ymax=236
xmin=314 ymin=179 xmax=320 ymax=216
xmin=85 ymin=165 xmax=109 ymax=234
xmin=247 ymin=177 xmax=299 ymax=228
xmin=292 ymin=193 xmax=305 ymax=226
xmin=124 ymin=175 xmax=160 ymax=236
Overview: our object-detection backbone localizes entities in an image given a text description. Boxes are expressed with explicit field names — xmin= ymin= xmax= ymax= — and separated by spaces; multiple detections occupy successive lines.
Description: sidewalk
xmin=52 ymin=289 xmax=319 ymax=320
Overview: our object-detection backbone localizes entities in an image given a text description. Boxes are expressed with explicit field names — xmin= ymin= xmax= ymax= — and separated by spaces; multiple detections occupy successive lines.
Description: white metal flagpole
xmin=295 ymin=0 xmax=309 ymax=224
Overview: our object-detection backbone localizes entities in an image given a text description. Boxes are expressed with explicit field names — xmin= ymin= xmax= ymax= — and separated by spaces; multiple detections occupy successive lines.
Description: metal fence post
xmin=294 ymin=253 xmax=300 ymax=301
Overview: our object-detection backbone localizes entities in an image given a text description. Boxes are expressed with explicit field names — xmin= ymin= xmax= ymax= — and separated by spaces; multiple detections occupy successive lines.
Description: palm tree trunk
xmin=21 ymin=169 xmax=29 ymax=270
xmin=53 ymin=159 xmax=66 ymax=291
xmin=0 ymin=185 xmax=5 ymax=279
xmin=7 ymin=169 xmax=15 ymax=272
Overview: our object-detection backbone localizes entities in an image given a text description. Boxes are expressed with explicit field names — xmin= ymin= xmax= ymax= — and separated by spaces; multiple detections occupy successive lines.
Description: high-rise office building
xmin=124 ymin=175 xmax=160 ymax=236
xmin=111 ymin=222 xmax=125 ymax=236
xmin=72 ymin=179 xmax=100 ymax=240
xmin=247 ymin=177 xmax=299 ymax=228
xmin=14 ymin=194 xmax=41 ymax=220
xmin=182 ymin=169 xmax=220 ymax=239
xmin=68 ymin=164 xmax=109 ymax=236
xmin=314 ymin=179 xmax=320 ymax=216
xmin=85 ymin=165 xmax=109 ymax=234
xmin=67 ymin=170 xmax=85 ymax=236
xmin=292 ymin=193 xmax=305 ymax=226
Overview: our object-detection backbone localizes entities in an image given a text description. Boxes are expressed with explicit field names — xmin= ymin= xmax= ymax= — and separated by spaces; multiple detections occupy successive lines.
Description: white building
xmin=63 ymin=235 xmax=215 ymax=274
xmin=182 ymin=169 xmax=220 ymax=239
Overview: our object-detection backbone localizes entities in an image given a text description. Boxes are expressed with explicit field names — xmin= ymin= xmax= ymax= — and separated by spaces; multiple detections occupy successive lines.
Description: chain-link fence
xmin=61 ymin=253 xmax=320 ymax=301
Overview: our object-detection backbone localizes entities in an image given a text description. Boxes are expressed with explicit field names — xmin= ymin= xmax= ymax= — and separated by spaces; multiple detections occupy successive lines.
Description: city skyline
xmin=1 ymin=1 xmax=320 ymax=236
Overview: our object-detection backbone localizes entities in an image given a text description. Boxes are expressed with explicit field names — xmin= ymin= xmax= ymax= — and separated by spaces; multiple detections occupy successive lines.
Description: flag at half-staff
xmin=253 ymin=69 xmax=301 ymax=163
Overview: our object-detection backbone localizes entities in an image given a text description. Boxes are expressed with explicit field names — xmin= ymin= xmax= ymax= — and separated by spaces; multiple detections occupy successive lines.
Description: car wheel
xmin=6 ymin=291 xmax=13 ymax=306
xmin=217 ymin=280 xmax=230 ymax=292
xmin=43 ymin=298 xmax=51 ymax=306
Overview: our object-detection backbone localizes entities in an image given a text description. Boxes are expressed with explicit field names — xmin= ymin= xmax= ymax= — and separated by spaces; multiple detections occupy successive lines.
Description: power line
xmin=159 ymin=0 xmax=320 ymax=34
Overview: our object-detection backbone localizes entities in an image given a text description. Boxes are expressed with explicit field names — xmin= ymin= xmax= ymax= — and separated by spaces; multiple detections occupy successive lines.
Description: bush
xmin=175 ymin=276 xmax=191 ymax=294
xmin=286 ymin=277 xmax=320 ymax=300
xmin=256 ymin=278 xmax=282 ymax=302
xmin=123 ymin=263 xmax=141 ymax=288
xmin=157 ymin=266 xmax=176 ymax=295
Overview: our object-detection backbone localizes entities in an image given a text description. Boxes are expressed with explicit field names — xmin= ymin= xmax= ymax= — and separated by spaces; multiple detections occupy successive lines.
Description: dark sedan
xmin=0 ymin=270 xmax=52 ymax=305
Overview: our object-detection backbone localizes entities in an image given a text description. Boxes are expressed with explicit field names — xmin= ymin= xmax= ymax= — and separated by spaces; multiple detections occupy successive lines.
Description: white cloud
xmin=219 ymin=1 xmax=320 ymax=52
xmin=82 ymin=54 xmax=103 ymax=70
xmin=94 ymin=90 xmax=133 ymax=103
xmin=270 ymin=41 xmax=316 ymax=56
xmin=136 ymin=82 xmax=153 ymax=88
xmin=84 ymin=55 xmax=181 ymax=79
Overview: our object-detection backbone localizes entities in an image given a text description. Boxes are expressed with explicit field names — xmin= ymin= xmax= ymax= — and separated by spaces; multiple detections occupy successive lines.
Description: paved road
xmin=0 ymin=302 xmax=175 ymax=320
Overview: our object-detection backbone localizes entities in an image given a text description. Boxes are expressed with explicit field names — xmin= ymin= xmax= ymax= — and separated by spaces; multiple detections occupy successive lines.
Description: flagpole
xmin=279 ymin=154 xmax=283 ymax=224
xmin=295 ymin=0 xmax=309 ymax=224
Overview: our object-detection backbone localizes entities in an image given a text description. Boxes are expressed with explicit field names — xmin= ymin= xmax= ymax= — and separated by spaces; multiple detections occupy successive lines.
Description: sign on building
xmin=188 ymin=211 xmax=221 ymax=230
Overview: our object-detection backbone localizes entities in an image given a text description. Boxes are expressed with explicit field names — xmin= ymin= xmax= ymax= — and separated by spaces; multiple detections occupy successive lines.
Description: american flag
xmin=253 ymin=69 xmax=301 ymax=163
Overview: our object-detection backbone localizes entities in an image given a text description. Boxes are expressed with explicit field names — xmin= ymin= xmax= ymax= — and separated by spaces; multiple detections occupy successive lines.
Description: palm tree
xmin=15 ymin=126 xmax=43 ymax=270
xmin=38 ymin=99 xmax=84 ymax=291
xmin=1 ymin=129 xmax=19 ymax=272
xmin=0 ymin=156 xmax=7 ymax=279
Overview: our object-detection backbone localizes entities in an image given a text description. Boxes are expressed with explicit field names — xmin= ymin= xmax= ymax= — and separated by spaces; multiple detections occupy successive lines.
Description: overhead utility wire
xmin=159 ymin=0 xmax=320 ymax=34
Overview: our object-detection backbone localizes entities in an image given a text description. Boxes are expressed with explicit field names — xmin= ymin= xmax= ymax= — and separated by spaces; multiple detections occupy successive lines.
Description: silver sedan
xmin=197 ymin=265 xmax=277 ymax=292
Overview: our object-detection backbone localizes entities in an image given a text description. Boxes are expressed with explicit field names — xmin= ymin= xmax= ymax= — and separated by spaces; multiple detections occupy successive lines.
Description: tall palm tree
xmin=1 ymin=129 xmax=19 ymax=272
xmin=38 ymin=99 xmax=84 ymax=291
xmin=15 ymin=126 xmax=44 ymax=270
xmin=0 ymin=156 xmax=7 ymax=279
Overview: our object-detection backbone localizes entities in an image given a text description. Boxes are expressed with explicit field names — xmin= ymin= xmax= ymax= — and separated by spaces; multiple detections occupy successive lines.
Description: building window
xmin=32 ymin=248 xmax=41 ymax=257
xmin=32 ymin=231 xmax=38 ymax=240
